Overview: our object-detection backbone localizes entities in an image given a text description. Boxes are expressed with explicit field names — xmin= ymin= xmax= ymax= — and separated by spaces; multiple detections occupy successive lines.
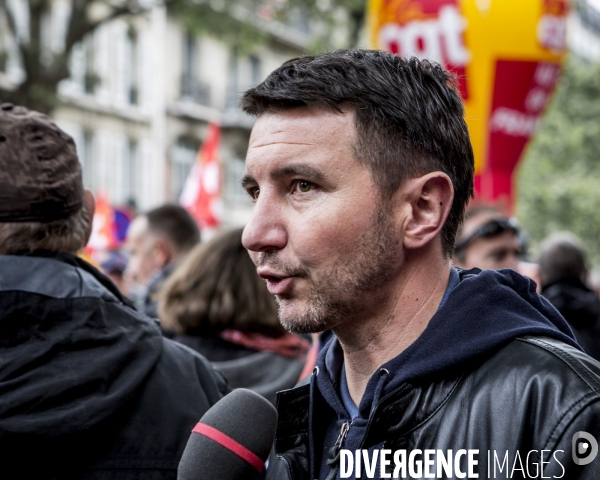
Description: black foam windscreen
xmin=178 ymin=388 xmax=278 ymax=480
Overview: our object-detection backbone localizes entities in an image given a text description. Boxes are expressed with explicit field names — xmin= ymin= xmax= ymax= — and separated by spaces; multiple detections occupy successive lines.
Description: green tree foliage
xmin=0 ymin=0 xmax=156 ymax=113
xmin=516 ymin=56 xmax=600 ymax=263
xmin=171 ymin=0 xmax=367 ymax=54
xmin=0 ymin=0 xmax=365 ymax=114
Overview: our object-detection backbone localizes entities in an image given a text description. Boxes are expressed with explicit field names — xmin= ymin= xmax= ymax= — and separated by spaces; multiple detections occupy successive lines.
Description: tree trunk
xmin=349 ymin=8 xmax=365 ymax=49
xmin=0 ymin=0 xmax=138 ymax=115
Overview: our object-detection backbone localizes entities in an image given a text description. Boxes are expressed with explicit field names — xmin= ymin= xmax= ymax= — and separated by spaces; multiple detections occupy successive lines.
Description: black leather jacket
xmin=267 ymin=337 xmax=600 ymax=479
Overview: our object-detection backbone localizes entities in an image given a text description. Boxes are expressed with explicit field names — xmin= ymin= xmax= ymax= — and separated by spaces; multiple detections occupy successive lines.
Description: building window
xmin=83 ymin=34 xmax=97 ymax=94
xmin=82 ymin=131 xmax=96 ymax=191
xmin=228 ymin=51 xmax=261 ymax=108
xmin=183 ymin=32 xmax=196 ymax=78
xmin=126 ymin=26 xmax=139 ymax=105
xmin=170 ymin=137 xmax=199 ymax=201
xmin=0 ymin=25 xmax=7 ymax=72
xmin=226 ymin=48 xmax=240 ymax=109
xmin=226 ymin=155 xmax=251 ymax=205
xmin=249 ymin=55 xmax=261 ymax=85
xmin=123 ymin=138 xmax=138 ymax=205
xmin=180 ymin=32 xmax=210 ymax=105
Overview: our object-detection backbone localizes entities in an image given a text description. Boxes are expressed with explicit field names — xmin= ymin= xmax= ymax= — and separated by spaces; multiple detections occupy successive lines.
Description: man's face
xmin=457 ymin=214 xmax=522 ymax=271
xmin=124 ymin=216 xmax=164 ymax=286
xmin=241 ymin=107 xmax=403 ymax=334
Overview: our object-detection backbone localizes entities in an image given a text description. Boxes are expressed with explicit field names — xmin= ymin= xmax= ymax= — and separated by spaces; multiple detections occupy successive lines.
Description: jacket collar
xmin=10 ymin=250 xmax=134 ymax=308
xmin=274 ymin=365 xmax=465 ymax=450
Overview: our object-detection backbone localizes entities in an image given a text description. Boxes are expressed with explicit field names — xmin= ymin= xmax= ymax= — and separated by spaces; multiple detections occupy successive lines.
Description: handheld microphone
xmin=178 ymin=388 xmax=278 ymax=480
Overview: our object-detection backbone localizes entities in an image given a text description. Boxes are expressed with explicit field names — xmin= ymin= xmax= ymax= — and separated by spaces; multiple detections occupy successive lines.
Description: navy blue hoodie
xmin=310 ymin=268 xmax=580 ymax=480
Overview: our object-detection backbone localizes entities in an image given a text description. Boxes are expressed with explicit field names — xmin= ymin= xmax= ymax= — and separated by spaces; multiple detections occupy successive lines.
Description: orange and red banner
xmin=87 ymin=192 xmax=118 ymax=252
xmin=368 ymin=0 xmax=569 ymax=210
xmin=180 ymin=122 xmax=222 ymax=229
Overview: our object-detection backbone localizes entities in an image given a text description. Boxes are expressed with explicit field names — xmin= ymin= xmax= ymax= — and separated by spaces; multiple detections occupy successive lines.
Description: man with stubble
xmin=240 ymin=51 xmax=600 ymax=480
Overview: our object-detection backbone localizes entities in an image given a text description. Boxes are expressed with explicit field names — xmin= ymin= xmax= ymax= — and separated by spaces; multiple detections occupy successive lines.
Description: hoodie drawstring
xmin=370 ymin=368 xmax=390 ymax=417
xmin=309 ymin=366 xmax=319 ymax=480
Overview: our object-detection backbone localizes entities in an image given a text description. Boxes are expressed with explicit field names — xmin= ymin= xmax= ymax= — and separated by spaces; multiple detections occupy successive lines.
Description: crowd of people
xmin=2 ymin=49 xmax=600 ymax=479
xmin=452 ymin=204 xmax=600 ymax=361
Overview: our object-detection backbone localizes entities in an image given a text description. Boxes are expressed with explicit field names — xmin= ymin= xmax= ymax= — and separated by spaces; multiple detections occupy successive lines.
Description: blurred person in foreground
xmin=159 ymin=227 xmax=311 ymax=405
xmin=539 ymin=232 xmax=600 ymax=361
xmin=0 ymin=104 xmax=227 ymax=479
xmin=240 ymin=51 xmax=600 ymax=479
xmin=125 ymin=204 xmax=199 ymax=318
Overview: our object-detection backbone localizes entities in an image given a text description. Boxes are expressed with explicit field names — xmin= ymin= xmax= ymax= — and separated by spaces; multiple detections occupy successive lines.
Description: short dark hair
xmin=241 ymin=50 xmax=474 ymax=256
xmin=0 ymin=207 xmax=90 ymax=255
xmin=158 ymin=228 xmax=284 ymax=337
xmin=145 ymin=204 xmax=200 ymax=255
xmin=538 ymin=232 xmax=587 ymax=286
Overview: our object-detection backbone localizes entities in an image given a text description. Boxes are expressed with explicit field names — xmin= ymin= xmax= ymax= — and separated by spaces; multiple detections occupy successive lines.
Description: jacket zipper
xmin=323 ymin=421 xmax=351 ymax=480
xmin=335 ymin=421 xmax=350 ymax=448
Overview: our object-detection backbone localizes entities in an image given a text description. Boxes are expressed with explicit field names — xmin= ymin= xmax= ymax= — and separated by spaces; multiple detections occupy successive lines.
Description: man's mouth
xmin=258 ymin=270 xmax=295 ymax=296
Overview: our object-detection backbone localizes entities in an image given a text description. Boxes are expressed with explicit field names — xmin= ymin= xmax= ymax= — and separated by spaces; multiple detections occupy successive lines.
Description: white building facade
xmin=569 ymin=0 xmax=600 ymax=60
xmin=0 ymin=0 xmax=310 ymax=230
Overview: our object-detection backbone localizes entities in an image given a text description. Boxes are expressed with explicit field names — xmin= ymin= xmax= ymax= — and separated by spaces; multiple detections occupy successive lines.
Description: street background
xmin=1 ymin=0 xmax=600 ymax=282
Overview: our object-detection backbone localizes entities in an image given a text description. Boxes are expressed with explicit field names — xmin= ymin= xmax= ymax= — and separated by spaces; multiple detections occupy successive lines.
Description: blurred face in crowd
xmin=125 ymin=216 xmax=169 ymax=286
xmin=454 ymin=212 xmax=522 ymax=271
xmin=106 ymin=271 xmax=128 ymax=297
xmin=241 ymin=107 xmax=404 ymax=334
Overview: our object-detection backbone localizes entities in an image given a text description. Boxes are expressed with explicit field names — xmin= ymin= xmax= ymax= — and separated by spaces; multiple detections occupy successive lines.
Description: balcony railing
xmin=180 ymin=75 xmax=211 ymax=106
xmin=226 ymin=89 xmax=242 ymax=110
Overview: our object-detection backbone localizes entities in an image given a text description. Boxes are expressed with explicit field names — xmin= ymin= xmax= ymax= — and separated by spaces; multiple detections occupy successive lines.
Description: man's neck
xmin=334 ymin=251 xmax=451 ymax=406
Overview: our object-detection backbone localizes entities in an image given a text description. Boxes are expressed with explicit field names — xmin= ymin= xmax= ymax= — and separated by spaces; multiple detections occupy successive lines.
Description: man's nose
xmin=242 ymin=197 xmax=287 ymax=253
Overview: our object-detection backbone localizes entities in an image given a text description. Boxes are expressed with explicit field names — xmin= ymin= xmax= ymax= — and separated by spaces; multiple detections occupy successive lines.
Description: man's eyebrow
xmin=240 ymin=164 xmax=326 ymax=189
xmin=250 ymin=141 xmax=316 ymax=148
xmin=272 ymin=164 xmax=325 ymax=182
xmin=240 ymin=174 xmax=256 ymax=189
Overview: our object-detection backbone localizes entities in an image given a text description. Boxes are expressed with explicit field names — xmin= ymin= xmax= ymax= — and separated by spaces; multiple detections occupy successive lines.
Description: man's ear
xmin=402 ymin=172 xmax=453 ymax=251
xmin=83 ymin=189 xmax=95 ymax=246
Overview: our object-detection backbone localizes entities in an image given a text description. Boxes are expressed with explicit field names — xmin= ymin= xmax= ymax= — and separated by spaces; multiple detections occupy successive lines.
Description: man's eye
xmin=492 ymin=250 xmax=507 ymax=261
xmin=295 ymin=181 xmax=312 ymax=193
xmin=248 ymin=188 xmax=259 ymax=200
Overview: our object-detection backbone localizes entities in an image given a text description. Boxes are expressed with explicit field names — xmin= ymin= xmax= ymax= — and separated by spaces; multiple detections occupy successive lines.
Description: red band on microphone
xmin=192 ymin=423 xmax=264 ymax=472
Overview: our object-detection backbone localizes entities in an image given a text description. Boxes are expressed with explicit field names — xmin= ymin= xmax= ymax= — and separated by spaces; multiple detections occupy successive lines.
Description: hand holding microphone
xmin=178 ymin=388 xmax=278 ymax=480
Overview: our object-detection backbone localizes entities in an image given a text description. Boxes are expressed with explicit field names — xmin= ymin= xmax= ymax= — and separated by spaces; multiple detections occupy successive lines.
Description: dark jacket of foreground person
xmin=174 ymin=333 xmax=306 ymax=406
xmin=542 ymin=276 xmax=600 ymax=362
xmin=0 ymin=252 xmax=228 ymax=479
xmin=267 ymin=269 xmax=600 ymax=480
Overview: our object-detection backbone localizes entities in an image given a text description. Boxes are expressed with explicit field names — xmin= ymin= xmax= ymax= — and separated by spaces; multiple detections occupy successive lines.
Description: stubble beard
xmin=266 ymin=204 xmax=400 ymax=334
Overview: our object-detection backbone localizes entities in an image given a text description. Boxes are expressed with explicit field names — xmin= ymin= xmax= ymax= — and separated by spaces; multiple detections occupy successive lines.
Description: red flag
xmin=87 ymin=191 xmax=118 ymax=252
xmin=180 ymin=123 xmax=222 ymax=228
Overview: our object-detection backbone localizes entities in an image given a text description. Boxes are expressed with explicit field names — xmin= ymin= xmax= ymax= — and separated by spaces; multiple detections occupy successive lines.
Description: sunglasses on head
xmin=455 ymin=217 xmax=521 ymax=255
